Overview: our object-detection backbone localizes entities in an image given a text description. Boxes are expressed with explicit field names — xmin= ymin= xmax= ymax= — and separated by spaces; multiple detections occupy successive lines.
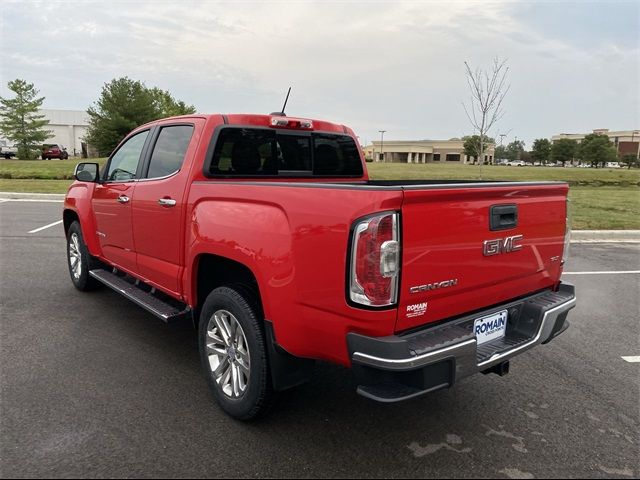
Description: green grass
xmin=0 ymin=158 xmax=107 ymax=180
xmin=0 ymin=179 xmax=75 ymax=193
xmin=568 ymin=187 xmax=640 ymax=230
xmin=367 ymin=162 xmax=640 ymax=186
xmin=1 ymin=161 xmax=638 ymax=229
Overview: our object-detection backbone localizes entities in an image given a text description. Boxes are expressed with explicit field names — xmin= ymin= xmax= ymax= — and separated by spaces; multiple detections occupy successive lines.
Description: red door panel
xmin=92 ymin=182 xmax=137 ymax=272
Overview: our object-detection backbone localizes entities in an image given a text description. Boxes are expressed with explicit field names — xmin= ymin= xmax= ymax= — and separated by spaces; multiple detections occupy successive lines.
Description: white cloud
xmin=1 ymin=0 xmax=638 ymax=146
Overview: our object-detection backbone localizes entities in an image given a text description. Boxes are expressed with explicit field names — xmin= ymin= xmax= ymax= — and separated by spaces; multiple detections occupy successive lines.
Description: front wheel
xmin=199 ymin=286 xmax=274 ymax=420
xmin=66 ymin=221 xmax=99 ymax=291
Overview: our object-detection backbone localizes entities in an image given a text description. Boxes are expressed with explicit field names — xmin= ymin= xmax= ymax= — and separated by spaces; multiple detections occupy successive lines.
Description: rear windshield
xmin=207 ymin=127 xmax=363 ymax=177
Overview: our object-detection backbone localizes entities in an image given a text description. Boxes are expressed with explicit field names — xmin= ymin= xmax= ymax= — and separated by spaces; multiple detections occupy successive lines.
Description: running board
xmin=89 ymin=269 xmax=190 ymax=323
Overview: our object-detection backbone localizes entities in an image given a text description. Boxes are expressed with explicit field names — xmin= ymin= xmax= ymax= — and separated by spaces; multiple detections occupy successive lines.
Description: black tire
xmin=198 ymin=286 xmax=274 ymax=421
xmin=66 ymin=221 xmax=99 ymax=291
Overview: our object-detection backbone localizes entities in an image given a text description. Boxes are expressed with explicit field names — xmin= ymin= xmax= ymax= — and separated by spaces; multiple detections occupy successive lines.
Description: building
xmin=362 ymin=139 xmax=495 ymax=164
xmin=0 ymin=109 xmax=89 ymax=157
xmin=40 ymin=109 xmax=90 ymax=157
xmin=552 ymin=129 xmax=640 ymax=158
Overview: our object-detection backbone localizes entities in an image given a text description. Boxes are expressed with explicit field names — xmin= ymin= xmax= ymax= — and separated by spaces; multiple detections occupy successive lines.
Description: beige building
xmin=363 ymin=139 xmax=495 ymax=164
xmin=552 ymin=129 xmax=640 ymax=157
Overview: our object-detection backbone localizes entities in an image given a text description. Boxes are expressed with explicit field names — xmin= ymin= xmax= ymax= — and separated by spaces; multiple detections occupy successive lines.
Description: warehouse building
xmin=0 ymin=109 xmax=90 ymax=157
xmin=362 ymin=139 xmax=495 ymax=164
xmin=40 ymin=109 xmax=90 ymax=157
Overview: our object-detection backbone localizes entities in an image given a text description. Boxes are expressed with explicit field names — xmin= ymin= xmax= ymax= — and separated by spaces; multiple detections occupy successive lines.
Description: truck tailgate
xmin=396 ymin=183 xmax=568 ymax=332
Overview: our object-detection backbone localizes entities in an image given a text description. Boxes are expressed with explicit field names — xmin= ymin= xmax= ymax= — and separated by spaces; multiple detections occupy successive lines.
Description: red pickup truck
xmin=64 ymin=113 xmax=576 ymax=420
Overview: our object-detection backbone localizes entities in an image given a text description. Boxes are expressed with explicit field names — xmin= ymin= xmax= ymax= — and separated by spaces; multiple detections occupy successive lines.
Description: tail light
xmin=349 ymin=212 xmax=400 ymax=307
xmin=562 ymin=198 xmax=571 ymax=265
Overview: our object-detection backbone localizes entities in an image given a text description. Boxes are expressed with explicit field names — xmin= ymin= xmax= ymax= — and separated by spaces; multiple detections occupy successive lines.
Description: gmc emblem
xmin=483 ymin=235 xmax=524 ymax=256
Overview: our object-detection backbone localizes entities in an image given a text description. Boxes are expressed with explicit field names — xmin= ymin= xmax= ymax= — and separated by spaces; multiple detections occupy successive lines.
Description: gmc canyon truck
xmin=64 ymin=113 xmax=576 ymax=420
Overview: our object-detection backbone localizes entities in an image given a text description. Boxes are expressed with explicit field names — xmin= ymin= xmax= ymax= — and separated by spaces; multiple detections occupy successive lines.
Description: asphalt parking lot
xmin=1 ymin=200 xmax=638 ymax=479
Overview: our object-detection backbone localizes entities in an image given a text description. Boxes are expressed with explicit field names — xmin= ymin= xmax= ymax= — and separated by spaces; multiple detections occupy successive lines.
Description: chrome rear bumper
xmin=348 ymin=282 xmax=576 ymax=402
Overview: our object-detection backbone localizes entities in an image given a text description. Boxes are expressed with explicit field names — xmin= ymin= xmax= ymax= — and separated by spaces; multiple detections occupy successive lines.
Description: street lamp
xmin=379 ymin=130 xmax=386 ymax=162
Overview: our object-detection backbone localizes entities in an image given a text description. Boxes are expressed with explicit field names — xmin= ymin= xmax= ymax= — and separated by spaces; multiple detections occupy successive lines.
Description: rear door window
xmin=146 ymin=125 xmax=194 ymax=179
xmin=208 ymin=128 xmax=363 ymax=177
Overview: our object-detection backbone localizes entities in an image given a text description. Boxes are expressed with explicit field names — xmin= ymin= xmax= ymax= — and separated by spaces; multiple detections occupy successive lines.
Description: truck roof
xmin=142 ymin=113 xmax=352 ymax=135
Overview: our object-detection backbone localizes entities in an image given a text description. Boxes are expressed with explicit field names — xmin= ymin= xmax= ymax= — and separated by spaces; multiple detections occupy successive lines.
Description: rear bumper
xmin=347 ymin=282 xmax=576 ymax=402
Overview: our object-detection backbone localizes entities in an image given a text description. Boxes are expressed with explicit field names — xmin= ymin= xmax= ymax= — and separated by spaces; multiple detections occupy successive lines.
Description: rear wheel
xmin=199 ymin=286 xmax=274 ymax=420
xmin=66 ymin=221 xmax=99 ymax=291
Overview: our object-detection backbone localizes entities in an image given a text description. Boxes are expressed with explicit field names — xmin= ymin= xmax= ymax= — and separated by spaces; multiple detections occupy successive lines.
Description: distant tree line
xmin=494 ymin=134 xmax=638 ymax=169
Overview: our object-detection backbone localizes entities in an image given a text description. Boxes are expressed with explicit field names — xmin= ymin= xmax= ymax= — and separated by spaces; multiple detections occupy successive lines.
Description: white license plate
xmin=474 ymin=310 xmax=508 ymax=345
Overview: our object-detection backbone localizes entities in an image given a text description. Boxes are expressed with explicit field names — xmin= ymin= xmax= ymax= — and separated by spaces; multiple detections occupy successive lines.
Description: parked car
xmin=42 ymin=144 xmax=69 ymax=160
xmin=506 ymin=160 xmax=526 ymax=167
xmin=1 ymin=145 xmax=17 ymax=159
xmin=64 ymin=113 xmax=575 ymax=420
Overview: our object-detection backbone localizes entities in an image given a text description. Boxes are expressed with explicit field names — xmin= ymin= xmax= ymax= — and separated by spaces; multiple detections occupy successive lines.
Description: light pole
xmin=379 ymin=130 xmax=386 ymax=162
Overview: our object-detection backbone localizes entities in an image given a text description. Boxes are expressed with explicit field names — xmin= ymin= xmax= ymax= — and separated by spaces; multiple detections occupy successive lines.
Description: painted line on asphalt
xmin=28 ymin=220 xmax=63 ymax=234
xmin=621 ymin=356 xmax=640 ymax=363
xmin=563 ymin=271 xmax=640 ymax=275
xmin=1 ymin=199 xmax=63 ymax=203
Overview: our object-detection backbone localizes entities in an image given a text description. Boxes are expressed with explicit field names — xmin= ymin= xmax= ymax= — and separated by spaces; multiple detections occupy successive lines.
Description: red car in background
xmin=42 ymin=144 xmax=69 ymax=160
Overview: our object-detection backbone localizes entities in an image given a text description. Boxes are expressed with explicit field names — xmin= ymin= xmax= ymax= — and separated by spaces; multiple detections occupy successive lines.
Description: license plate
xmin=474 ymin=310 xmax=508 ymax=345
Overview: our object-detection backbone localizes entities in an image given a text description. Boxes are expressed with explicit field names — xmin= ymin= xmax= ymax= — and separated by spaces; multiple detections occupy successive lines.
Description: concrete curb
xmin=571 ymin=230 xmax=640 ymax=243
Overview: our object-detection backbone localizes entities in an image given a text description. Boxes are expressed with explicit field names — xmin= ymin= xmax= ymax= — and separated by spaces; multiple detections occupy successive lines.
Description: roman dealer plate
xmin=473 ymin=310 xmax=508 ymax=346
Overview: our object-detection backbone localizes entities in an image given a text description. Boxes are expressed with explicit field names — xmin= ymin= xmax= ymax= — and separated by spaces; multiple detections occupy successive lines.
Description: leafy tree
xmin=494 ymin=144 xmax=508 ymax=161
xmin=86 ymin=77 xmax=196 ymax=156
xmin=520 ymin=150 xmax=533 ymax=164
xmin=463 ymin=134 xmax=495 ymax=163
xmin=149 ymin=87 xmax=196 ymax=118
xmin=620 ymin=153 xmax=639 ymax=169
xmin=0 ymin=79 xmax=52 ymax=159
xmin=551 ymin=138 xmax=577 ymax=166
xmin=577 ymin=133 xmax=618 ymax=168
xmin=531 ymin=138 xmax=551 ymax=165
xmin=505 ymin=139 xmax=525 ymax=161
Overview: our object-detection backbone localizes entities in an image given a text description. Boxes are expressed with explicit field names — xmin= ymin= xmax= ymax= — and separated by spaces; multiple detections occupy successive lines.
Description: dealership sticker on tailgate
xmin=474 ymin=310 xmax=508 ymax=345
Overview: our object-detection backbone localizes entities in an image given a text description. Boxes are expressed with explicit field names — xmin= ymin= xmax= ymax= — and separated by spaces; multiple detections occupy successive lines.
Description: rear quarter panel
xmin=185 ymin=183 xmax=402 ymax=365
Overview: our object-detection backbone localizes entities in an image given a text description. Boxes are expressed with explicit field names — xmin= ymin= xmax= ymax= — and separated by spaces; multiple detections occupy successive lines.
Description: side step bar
xmin=89 ymin=269 xmax=190 ymax=323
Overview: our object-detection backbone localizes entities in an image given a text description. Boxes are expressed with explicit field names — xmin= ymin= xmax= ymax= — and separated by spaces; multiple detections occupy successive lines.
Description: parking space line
xmin=563 ymin=271 xmax=640 ymax=275
xmin=28 ymin=220 xmax=63 ymax=234
xmin=1 ymin=199 xmax=63 ymax=203
xmin=621 ymin=356 xmax=640 ymax=363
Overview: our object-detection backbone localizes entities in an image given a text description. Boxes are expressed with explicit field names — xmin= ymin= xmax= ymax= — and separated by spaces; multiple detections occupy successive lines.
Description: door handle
xmin=117 ymin=195 xmax=130 ymax=204
xmin=158 ymin=198 xmax=177 ymax=207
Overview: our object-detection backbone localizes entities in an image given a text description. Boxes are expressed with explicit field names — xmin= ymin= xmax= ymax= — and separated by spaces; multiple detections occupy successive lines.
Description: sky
xmin=1 ymin=0 xmax=639 ymax=147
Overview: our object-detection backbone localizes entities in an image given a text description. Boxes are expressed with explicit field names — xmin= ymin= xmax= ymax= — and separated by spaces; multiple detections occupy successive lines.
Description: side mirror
xmin=74 ymin=163 xmax=100 ymax=182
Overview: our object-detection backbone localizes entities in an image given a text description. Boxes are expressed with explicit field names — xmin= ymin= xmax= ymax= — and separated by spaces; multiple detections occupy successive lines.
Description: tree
xmin=577 ymin=133 xmax=618 ymax=168
xmin=463 ymin=58 xmax=510 ymax=175
xmin=550 ymin=138 xmax=577 ymax=166
xmin=0 ymin=79 xmax=52 ymax=159
xmin=620 ymin=153 xmax=639 ymax=169
xmin=531 ymin=138 xmax=551 ymax=165
xmin=463 ymin=134 xmax=495 ymax=164
xmin=494 ymin=144 xmax=508 ymax=161
xmin=505 ymin=139 xmax=525 ymax=161
xmin=148 ymin=87 xmax=197 ymax=118
xmin=86 ymin=77 xmax=196 ymax=156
